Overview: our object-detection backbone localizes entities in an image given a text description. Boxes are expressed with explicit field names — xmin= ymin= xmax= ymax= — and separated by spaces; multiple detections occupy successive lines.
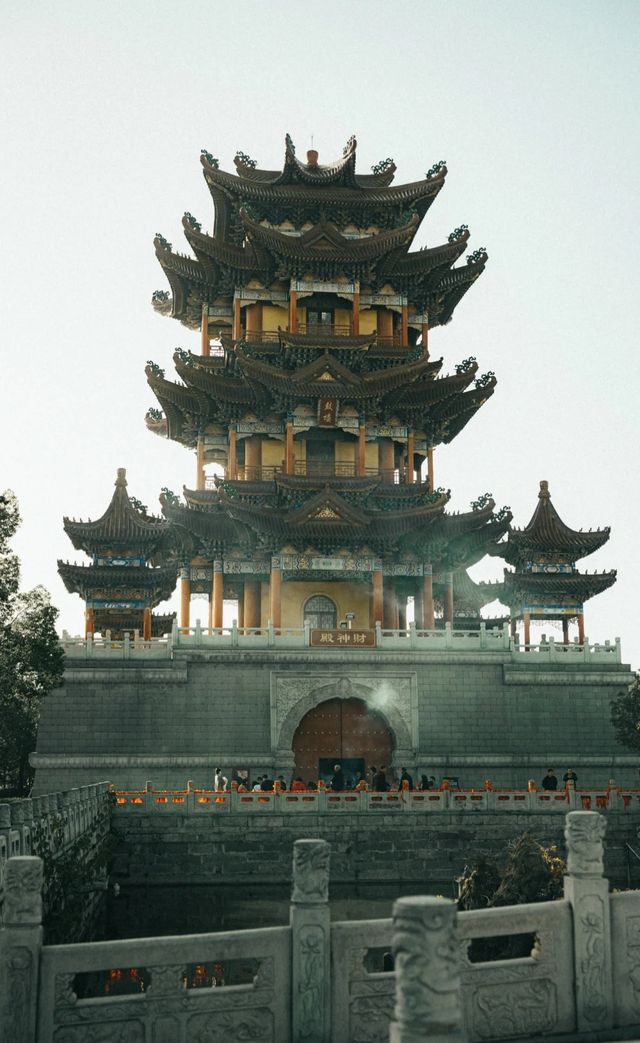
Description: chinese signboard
xmin=310 ymin=629 xmax=376 ymax=647
xmin=318 ymin=398 xmax=337 ymax=426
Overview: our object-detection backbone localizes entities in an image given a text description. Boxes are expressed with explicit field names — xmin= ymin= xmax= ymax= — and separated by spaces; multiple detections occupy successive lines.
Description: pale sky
xmin=2 ymin=1 xmax=639 ymax=668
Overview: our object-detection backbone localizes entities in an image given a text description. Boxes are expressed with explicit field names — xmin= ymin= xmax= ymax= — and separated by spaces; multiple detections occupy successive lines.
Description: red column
xmin=372 ymin=569 xmax=384 ymax=627
xmin=143 ymin=607 xmax=152 ymax=641
xmin=444 ymin=571 xmax=454 ymax=624
xmin=577 ymin=612 xmax=585 ymax=645
xmin=270 ymin=557 xmax=282 ymax=629
xmin=423 ymin=566 xmax=434 ymax=629
xmin=212 ymin=561 xmax=224 ymax=629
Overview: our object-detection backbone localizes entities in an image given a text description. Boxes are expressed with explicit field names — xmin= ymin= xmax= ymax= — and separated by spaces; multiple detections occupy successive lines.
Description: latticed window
xmin=304 ymin=595 xmax=337 ymax=630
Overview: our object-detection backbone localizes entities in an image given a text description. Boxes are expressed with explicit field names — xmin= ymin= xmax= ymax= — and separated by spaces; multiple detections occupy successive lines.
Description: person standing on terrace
xmin=541 ymin=768 xmax=558 ymax=791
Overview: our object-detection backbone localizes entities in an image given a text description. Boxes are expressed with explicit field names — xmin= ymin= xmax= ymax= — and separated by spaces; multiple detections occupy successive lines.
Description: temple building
xmin=145 ymin=135 xmax=511 ymax=634
xmin=58 ymin=468 xmax=177 ymax=639
xmin=494 ymin=480 xmax=616 ymax=646
xmin=33 ymin=136 xmax=631 ymax=795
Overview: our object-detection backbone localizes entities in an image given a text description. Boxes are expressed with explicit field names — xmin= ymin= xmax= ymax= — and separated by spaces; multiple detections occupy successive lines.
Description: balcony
xmin=239 ymin=327 xmax=408 ymax=350
xmin=213 ymin=463 xmax=429 ymax=485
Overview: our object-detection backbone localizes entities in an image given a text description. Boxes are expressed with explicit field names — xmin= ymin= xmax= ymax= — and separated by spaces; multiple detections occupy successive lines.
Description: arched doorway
xmin=292 ymin=697 xmax=394 ymax=786
xmin=303 ymin=595 xmax=337 ymax=630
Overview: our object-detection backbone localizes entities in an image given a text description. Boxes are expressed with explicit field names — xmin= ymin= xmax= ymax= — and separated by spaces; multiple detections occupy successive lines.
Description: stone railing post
xmin=563 ymin=810 xmax=613 ymax=1033
xmin=389 ymin=895 xmax=466 ymax=1043
xmin=0 ymin=856 xmax=44 ymax=1043
xmin=290 ymin=839 xmax=331 ymax=1043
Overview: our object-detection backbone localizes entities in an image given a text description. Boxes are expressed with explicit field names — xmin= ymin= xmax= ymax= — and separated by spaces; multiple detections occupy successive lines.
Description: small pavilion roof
xmin=501 ymin=481 xmax=611 ymax=566
xmin=57 ymin=561 xmax=178 ymax=603
xmin=500 ymin=568 xmax=617 ymax=605
xmin=63 ymin=469 xmax=171 ymax=556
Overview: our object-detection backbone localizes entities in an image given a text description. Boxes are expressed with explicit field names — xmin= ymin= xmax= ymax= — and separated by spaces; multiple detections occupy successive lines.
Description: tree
xmin=610 ymin=674 xmax=640 ymax=753
xmin=0 ymin=490 xmax=64 ymax=794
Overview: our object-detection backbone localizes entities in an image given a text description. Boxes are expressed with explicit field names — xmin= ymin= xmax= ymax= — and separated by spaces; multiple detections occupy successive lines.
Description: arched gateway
xmin=292 ymin=696 xmax=394 ymax=785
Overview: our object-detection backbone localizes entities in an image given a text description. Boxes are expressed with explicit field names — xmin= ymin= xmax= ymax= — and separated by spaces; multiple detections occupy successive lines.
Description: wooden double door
xmin=292 ymin=697 xmax=394 ymax=787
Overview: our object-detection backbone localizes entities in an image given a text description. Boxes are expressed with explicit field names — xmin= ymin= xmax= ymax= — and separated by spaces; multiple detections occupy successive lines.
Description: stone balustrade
xmin=2 ymin=811 xmax=640 ymax=1041
xmin=111 ymin=780 xmax=637 ymax=815
xmin=0 ymin=783 xmax=112 ymax=913
xmin=59 ymin=621 xmax=623 ymax=662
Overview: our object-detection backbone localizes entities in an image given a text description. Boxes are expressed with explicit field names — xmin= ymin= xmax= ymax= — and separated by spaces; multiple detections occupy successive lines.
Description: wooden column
xmin=384 ymin=581 xmax=398 ymax=630
xmin=358 ymin=416 xmax=366 ymax=476
xmin=377 ymin=309 xmax=393 ymax=342
xmin=562 ymin=618 xmax=570 ymax=645
xmin=85 ymin=606 xmax=95 ymax=638
xmin=196 ymin=436 xmax=206 ymax=491
xmin=523 ymin=611 xmax=531 ymax=648
xmin=289 ymin=289 xmax=298 ymax=332
xmin=379 ymin=440 xmax=394 ymax=482
xmin=406 ymin=431 xmax=415 ymax=484
xmin=414 ymin=589 xmax=424 ymax=630
xmin=352 ymin=286 xmax=360 ymax=334
xmin=245 ymin=302 xmax=262 ymax=340
xmin=208 ymin=592 xmax=214 ymax=631
xmin=228 ymin=426 xmax=237 ymax=479
xmin=270 ymin=557 xmax=282 ymax=630
xmin=423 ymin=566 xmax=435 ymax=629
xmin=372 ymin=568 xmax=384 ymax=627
xmin=444 ymin=571 xmax=454 ymax=624
xmin=244 ymin=580 xmax=261 ymax=630
xmin=286 ymin=414 xmax=295 ymax=474
xmin=401 ymin=300 xmax=408 ymax=346
xmin=427 ymin=445 xmax=434 ymax=491
xmin=212 ymin=561 xmax=223 ymax=629
xmin=577 ymin=612 xmax=585 ymax=645
xmin=201 ymin=304 xmax=210 ymax=356
xmin=398 ymin=596 xmax=407 ymax=631
xmin=233 ymin=296 xmax=242 ymax=340
xmin=142 ymin=607 xmax=152 ymax=641
xmin=245 ymin=436 xmax=261 ymax=480
xmin=421 ymin=320 xmax=429 ymax=358
xmin=237 ymin=595 xmax=244 ymax=629
xmin=180 ymin=568 xmax=191 ymax=631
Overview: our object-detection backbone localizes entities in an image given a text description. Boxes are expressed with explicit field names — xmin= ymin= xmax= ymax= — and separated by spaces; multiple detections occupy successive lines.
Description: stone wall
xmin=111 ymin=808 xmax=640 ymax=891
xmin=32 ymin=642 xmax=634 ymax=793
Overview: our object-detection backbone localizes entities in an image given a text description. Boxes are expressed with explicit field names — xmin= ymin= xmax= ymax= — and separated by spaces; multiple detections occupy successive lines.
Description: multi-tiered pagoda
xmin=58 ymin=468 xmax=177 ymax=638
xmin=144 ymin=135 xmax=513 ymax=633
xmin=494 ymin=480 xmax=616 ymax=645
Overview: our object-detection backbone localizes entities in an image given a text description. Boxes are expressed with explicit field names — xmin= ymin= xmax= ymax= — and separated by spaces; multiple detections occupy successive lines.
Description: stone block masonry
xmin=32 ymin=640 xmax=634 ymax=796
xmin=111 ymin=809 xmax=640 ymax=891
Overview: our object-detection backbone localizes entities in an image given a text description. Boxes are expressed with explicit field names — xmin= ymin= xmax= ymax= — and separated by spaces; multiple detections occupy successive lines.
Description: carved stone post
xmin=563 ymin=811 xmax=613 ymax=1032
xmin=290 ymin=839 xmax=331 ymax=1043
xmin=0 ymin=856 xmax=43 ymax=1043
xmin=389 ymin=895 xmax=466 ymax=1043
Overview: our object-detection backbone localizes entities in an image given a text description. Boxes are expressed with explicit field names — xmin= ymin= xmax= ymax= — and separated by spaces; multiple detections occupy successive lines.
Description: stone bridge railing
xmin=1 ymin=811 xmax=640 ymax=1042
xmin=59 ymin=621 xmax=623 ymax=662
xmin=111 ymin=780 xmax=640 ymax=815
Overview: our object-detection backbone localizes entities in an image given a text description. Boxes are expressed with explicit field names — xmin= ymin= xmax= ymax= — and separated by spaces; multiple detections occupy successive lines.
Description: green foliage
xmin=610 ymin=674 xmax=640 ymax=753
xmin=0 ymin=492 xmax=64 ymax=794
xmin=458 ymin=832 xmax=566 ymax=960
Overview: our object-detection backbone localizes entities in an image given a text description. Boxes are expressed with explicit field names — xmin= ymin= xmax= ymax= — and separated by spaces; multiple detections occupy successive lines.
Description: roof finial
xmin=539 ymin=480 xmax=550 ymax=501
xmin=116 ymin=468 xmax=127 ymax=487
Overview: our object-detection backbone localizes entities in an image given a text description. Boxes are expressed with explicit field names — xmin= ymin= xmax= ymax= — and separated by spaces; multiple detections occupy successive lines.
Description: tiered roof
xmin=62 ymin=468 xmax=173 ymax=558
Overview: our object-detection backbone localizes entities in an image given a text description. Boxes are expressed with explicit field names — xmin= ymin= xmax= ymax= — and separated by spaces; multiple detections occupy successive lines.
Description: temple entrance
xmin=292 ymin=697 xmax=394 ymax=787
xmin=303 ymin=595 xmax=337 ymax=630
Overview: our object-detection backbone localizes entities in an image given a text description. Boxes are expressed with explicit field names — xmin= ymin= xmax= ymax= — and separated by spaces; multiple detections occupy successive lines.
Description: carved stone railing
xmin=58 ymin=623 xmax=623 ymax=662
xmin=111 ymin=781 xmax=636 ymax=816
xmin=3 ymin=812 xmax=640 ymax=1042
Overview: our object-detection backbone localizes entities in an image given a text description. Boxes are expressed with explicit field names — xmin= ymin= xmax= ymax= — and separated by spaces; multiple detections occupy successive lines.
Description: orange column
xmin=212 ymin=561 xmax=224 ymax=629
xmin=406 ymin=431 xmax=415 ymax=484
xmin=143 ymin=607 xmax=152 ymax=641
xmin=444 ymin=571 xmax=454 ymax=624
xmin=245 ymin=302 xmax=262 ymax=340
xmin=245 ymin=436 xmax=261 ymax=480
xmin=244 ymin=580 xmax=261 ymax=630
xmin=421 ymin=320 xmax=429 ymax=358
xmin=379 ymin=440 xmax=394 ymax=482
xmin=270 ymin=557 xmax=282 ymax=629
xmin=196 ymin=436 xmax=205 ymax=490
xmin=384 ymin=582 xmax=399 ymax=630
xmin=228 ymin=426 xmax=237 ymax=479
xmin=377 ymin=309 xmax=393 ymax=342
xmin=201 ymin=305 xmax=210 ymax=357
xmin=372 ymin=568 xmax=384 ymax=627
xmin=180 ymin=568 xmax=191 ymax=631
xmin=423 ymin=566 xmax=435 ymax=629
xmin=427 ymin=446 xmax=434 ymax=491
xmin=289 ymin=290 xmax=298 ymax=333
xmin=562 ymin=618 xmax=569 ymax=644
xmin=85 ymin=606 xmax=95 ymax=638
xmin=523 ymin=611 xmax=531 ymax=648
xmin=286 ymin=415 xmax=295 ymax=474
xmin=358 ymin=417 xmax=366 ymax=476
xmin=577 ymin=612 xmax=585 ymax=645
xmin=401 ymin=300 xmax=408 ymax=346
xmin=352 ymin=287 xmax=360 ymax=334
xmin=233 ymin=297 xmax=242 ymax=340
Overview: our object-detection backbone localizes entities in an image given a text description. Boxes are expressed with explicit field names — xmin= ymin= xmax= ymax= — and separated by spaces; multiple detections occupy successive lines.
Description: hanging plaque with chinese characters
xmin=310 ymin=629 xmax=376 ymax=647
xmin=318 ymin=398 xmax=337 ymax=426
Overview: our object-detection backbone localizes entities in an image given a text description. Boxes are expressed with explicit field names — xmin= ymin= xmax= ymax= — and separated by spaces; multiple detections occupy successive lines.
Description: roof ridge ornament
xmin=115 ymin=468 xmax=127 ymax=487
xmin=539 ymin=480 xmax=551 ymax=502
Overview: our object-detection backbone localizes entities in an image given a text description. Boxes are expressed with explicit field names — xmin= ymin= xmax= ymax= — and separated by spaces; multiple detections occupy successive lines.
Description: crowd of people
xmin=211 ymin=765 xmax=582 ymax=793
